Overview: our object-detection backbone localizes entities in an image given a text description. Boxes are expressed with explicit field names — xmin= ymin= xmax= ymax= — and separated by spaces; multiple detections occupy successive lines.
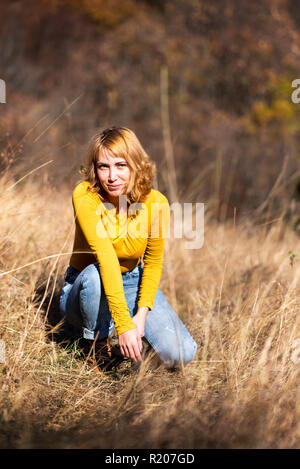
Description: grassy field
xmin=0 ymin=169 xmax=299 ymax=449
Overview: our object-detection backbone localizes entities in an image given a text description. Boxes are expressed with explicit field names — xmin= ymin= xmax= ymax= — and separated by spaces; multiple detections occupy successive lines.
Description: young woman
xmin=59 ymin=127 xmax=197 ymax=371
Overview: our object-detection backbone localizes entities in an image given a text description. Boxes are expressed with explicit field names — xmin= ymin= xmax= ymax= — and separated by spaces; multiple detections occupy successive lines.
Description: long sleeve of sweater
xmin=137 ymin=192 xmax=170 ymax=310
xmin=72 ymin=186 xmax=136 ymax=336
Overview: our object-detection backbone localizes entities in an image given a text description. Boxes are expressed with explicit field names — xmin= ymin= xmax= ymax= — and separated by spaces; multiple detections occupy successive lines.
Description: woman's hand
xmin=118 ymin=307 xmax=149 ymax=362
xmin=118 ymin=327 xmax=143 ymax=362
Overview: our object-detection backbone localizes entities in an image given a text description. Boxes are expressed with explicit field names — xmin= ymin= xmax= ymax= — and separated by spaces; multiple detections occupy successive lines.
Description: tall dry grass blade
xmin=5 ymin=160 xmax=54 ymax=191
xmin=33 ymin=94 xmax=83 ymax=143
xmin=160 ymin=64 xmax=178 ymax=204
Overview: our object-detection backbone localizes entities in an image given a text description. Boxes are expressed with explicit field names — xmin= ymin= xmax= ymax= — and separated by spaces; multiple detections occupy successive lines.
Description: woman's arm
xmin=124 ymin=195 xmax=170 ymax=362
xmin=72 ymin=186 xmax=136 ymax=336
xmin=137 ymin=192 xmax=170 ymax=312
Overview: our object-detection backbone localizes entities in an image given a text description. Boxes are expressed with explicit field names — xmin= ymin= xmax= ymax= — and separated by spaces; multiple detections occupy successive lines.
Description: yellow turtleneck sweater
xmin=69 ymin=181 xmax=170 ymax=335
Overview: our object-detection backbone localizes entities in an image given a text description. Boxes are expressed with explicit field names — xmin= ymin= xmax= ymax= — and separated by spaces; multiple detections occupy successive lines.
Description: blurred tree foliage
xmin=248 ymin=74 xmax=300 ymax=136
xmin=68 ymin=0 xmax=140 ymax=28
xmin=0 ymin=0 xmax=300 ymax=218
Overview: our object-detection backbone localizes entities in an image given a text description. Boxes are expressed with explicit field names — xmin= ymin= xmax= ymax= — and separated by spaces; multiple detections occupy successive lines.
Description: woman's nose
xmin=108 ymin=167 xmax=117 ymax=181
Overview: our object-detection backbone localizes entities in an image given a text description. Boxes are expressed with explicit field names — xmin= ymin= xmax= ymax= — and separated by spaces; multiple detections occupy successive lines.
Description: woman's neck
xmin=105 ymin=194 xmax=128 ymax=215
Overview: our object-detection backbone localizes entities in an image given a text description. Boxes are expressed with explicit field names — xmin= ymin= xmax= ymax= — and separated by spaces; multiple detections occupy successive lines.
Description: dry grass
xmin=0 ymin=168 xmax=299 ymax=449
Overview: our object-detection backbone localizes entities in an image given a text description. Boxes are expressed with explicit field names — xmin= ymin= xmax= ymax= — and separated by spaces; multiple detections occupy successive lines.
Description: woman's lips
xmin=107 ymin=184 xmax=121 ymax=189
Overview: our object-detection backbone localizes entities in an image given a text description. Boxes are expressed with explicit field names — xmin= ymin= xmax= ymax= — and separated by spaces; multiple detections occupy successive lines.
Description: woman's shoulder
xmin=72 ymin=181 xmax=97 ymax=200
xmin=72 ymin=181 xmax=104 ymax=212
xmin=145 ymin=188 xmax=169 ymax=206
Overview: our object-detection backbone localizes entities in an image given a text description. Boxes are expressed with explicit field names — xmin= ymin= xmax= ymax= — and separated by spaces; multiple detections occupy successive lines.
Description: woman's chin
xmin=108 ymin=189 xmax=122 ymax=196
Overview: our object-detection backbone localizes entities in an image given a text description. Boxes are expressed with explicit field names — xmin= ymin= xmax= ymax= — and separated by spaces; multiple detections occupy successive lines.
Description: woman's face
xmin=96 ymin=148 xmax=131 ymax=201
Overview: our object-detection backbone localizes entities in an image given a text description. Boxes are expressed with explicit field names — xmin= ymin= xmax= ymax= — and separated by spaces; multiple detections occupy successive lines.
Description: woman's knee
xmin=80 ymin=263 xmax=101 ymax=294
xmin=59 ymin=283 xmax=73 ymax=316
xmin=156 ymin=337 xmax=198 ymax=368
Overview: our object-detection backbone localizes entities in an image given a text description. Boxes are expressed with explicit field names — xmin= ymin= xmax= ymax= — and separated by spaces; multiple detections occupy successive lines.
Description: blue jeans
xmin=59 ymin=261 xmax=197 ymax=367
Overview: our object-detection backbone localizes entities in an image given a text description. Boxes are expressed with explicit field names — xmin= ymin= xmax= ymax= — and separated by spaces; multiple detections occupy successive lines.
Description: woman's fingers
xmin=128 ymin=339 xmax=142 ymax=362
xmin=134 ymin=339 xmax=142 ymax=361
xmin=126 ymin=340 xmax=142 ymax=362
xmin=133 ymin=331 xmax=143 ymax=360
xmin=118 ymin=328 xmax=143 ymax=362
xmin=137 ymin=334 xmax=143 ymax=354
xmin=120 ymin=343 xmax=128 ymax=359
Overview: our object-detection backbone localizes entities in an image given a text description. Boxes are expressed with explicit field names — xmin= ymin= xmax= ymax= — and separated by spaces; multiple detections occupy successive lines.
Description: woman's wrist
xmin=136 ymin=306 xmax=149 ymax=318
xmin=133 ymin=309 xmax=147 ymax=338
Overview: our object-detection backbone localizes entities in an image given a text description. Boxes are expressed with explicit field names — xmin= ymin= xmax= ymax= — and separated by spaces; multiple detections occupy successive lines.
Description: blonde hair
xmin=79 ymin=126 xmax=156 ymax=205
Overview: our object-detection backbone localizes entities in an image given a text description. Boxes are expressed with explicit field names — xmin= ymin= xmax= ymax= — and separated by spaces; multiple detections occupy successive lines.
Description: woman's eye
xmin=97 ymin=163 xmax=127 ymax=169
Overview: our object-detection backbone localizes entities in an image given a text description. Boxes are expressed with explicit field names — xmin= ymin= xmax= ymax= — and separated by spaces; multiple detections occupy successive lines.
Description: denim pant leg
xmin=60 ymin=262 xmax=198 ymax=366
xmin=143 ymin=289 xmax=197 ymax=367
xmin=122 ymin=267 xmax=198 ymax=367
xmin=59 ymin=263 xmax=113 ymax=340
